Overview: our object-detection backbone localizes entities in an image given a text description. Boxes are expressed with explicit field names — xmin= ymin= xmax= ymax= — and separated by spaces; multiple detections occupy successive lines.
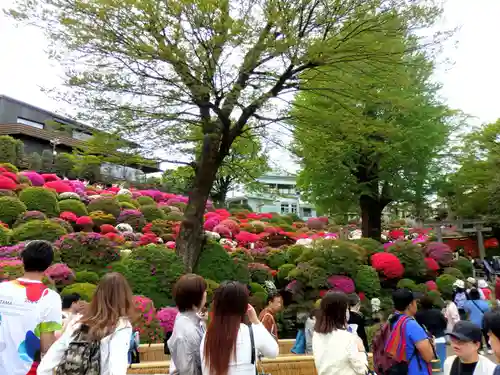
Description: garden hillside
xmin=0 ymin=164 xmax=479 ymax=340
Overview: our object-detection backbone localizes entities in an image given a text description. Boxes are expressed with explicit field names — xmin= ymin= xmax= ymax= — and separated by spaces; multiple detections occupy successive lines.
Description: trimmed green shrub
xmin=75 ymin=271 xmax=100 ymax=284
xmin=352 ymin=238 xmax=383 ymax=258
xmin=0 ymin=162 xmax=18 ymax=172
xmin=89 ymin=211 xmax=116 ymax=227
xmin=148 ymin=219 xmax=175 ymax=240
xmin=12 ymin=220 xmax=67 ymax=242
xmin=266 ymin=249 xmax=288 ymax=270
xmin=170 ymin=202 xmax=187 ymax=211
xmin=354 ymin=265 xmax=381 ymax=299
xmin=61 ymin=283 xmax=96 ymax=302
xmin=0 ymin=226 xmax=11 ymax=246
xmin=0 ymin=196 xmax=27 ymax=225
xmin=59 ymin=199 xmax=88 ymax=216
xmin=165 ymin=212 xmax=184 ymax=221
xmin=443 ymin=267 xmax=464 ymax=280
xmin=13 ymin=211 xmax=47 ymax=228
xmin=0 ymin=190 xmax=15 ymax=197
xmin=87 ymin=197 xmax=121 ymax=217
xmin=50 ymin=218 xmax=74 ymax=233
xmin=140 ymin=205 xmax=166 ymax=222
xmin=427 ymin=290 xmax=444 ymax=308
xmin=19 ymin=187 xmax=59 ymax=216
xmin=388 ymin=241 xmax=427 ymax=279
xmin=0 ymin=136 xmax=18 ymax=165
xmin=436 ymin=274 xmax=457 ymax=300
xmin=137 ymin=196 xmax=155 ymax=206
xmin=110 ymin=245 xmax=184 ymax=307
xmin=119 ymin=202 xmax=136 ymax=210
xmin=286 ymin=244 xmax=306 ymax=264
xmin=195 ymin=241 xmax=250 ymax=284
xmin=28 ymin=152 xmax=42 ymax=171
xmin=116 ymin=194 xmax=134 ymax=203
xmin=452 ymin=257 xmax=474 ymax=278
xmin=55 ymin=232 xmax=120 ymax=273
xmin=277 ymin=264 xmax=295 ymax=282
xmin=396 ymin=278 xmax=417 ymax=290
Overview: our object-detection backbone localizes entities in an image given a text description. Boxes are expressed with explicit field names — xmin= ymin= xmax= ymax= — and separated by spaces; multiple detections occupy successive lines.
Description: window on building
xmin=291 ymin=204 xmax=297 ymax=213
xmin=17 ymin=117 xmax=44 ymax=129
xmin=72 ymin=130 xmax=92 ymax=141
xmin=277 ymin=184 xmax=295 ymax=195
xmin=280 ymin=203 xmax=289 ymax=214
xmin=302 ymin=208 xmax=312 ymax=217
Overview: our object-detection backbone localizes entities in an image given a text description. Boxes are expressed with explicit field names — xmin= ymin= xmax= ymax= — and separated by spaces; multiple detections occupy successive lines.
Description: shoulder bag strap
xmin=471 ymin=299 xmax=487 ymax=314
xmin=248 ymin=324 xmax=256 ymax=365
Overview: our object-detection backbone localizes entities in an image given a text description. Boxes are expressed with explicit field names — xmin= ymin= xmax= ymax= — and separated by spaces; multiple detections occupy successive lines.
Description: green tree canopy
xmin=9 ymin=0 xmax=446 ymax=268
xmin=292 ymin=43 xmax=453 ymax=239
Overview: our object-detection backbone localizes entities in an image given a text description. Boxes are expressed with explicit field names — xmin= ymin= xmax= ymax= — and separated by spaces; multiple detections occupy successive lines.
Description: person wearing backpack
xmin=464 ymin=288 xmax=491 ymax=354
xmin=372 ymin=289 xmax=435 ymax=375
xmin=443 ymin=320 xmax=496 ymax=375
xmin=37 ymin=272 xmax=136 ymax=375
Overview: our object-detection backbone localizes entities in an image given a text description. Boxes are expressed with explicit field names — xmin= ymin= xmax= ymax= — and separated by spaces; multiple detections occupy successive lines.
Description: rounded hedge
xmin=61 ymin=282 xmax=96 ymax=302
xmin=55 ymin=232 xmax=121 ymax=273
xmin=19 ymin=187 xmax=59 ymax=217
xmin=87 ymin=197 xmax=121 ymax=217
xmin=443 ymin=267 xmax=464 ymax=280
xmin=119 ymin=202 xmax=136 ymax=210
xmin=89 ymin=211 xmax=116 ymax=227
xmin=110 ymin=245 xmax=184 ymax=308
xmin=0 ymin=226 xmax=11 ymax=246
xmin=12 ymin=220 xmax=67 ymax=242
xmin=75 ymin=270 xmax=100 ymax=284
xmin=452 ymin=257 xmax=474 ymax=278
xmin=13 ymin=211 xmax=47 ymax=228
xmin=277 ymin=263 xmax=295 ymax=282
xmin=396 ymin=278 xmax=418 ymax=290
xmin=139 ymin=205 xmax=166 ymax=222
xmin=0 ymin=196 xmax=27 ymax=225
xmin=388 ymin=241 xmax=427 ymax=279
xmin=354 ymin=265 xmax=381 ymax=299
xmin=266 ymin=249 xmax=288 ymax=270
xmin=137 ymin=196 xmax=155 ymax=206
xmin=194 ymin=241 xmax=250 ymax=284
xmin=59 ymin=199 xmax=88 ymax=217
xmin=436 ymin=274 xmax=457 ymax=300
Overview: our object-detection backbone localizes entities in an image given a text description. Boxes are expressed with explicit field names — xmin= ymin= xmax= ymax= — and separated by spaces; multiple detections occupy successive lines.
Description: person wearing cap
xmin=467 ymin=278 xmax=486 ymax=300
xmin=464 ymin=288 xmax=492 ymax=354
xmin=386 ymin=289 xmax=435 ymax=375
xmin=478 ymin=279 xmax=492 ymax=300
xmin=444 ymin=321 xmax=496 ymax=375
xmin=453 ymin=280 xmax=469 ymax=320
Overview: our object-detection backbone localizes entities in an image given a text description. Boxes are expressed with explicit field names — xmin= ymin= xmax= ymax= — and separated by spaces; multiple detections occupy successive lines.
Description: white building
xmin=226 ymin=173 xmax=317 ymax=220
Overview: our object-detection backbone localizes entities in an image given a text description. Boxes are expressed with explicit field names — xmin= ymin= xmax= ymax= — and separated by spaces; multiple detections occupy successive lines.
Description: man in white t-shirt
xmin=0 ymin=240 xmax=62 ymax=375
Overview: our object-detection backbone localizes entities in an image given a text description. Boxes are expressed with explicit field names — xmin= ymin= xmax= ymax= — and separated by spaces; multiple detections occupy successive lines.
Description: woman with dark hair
xmin=313 ymin=291 xmax=367 ymax=375
xmin=202 ymin=281 xmax=278 ymax=375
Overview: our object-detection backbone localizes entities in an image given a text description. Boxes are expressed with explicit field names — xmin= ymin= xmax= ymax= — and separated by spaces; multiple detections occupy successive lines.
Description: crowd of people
xmin=4 ymin=241 xmax=500 ymax=375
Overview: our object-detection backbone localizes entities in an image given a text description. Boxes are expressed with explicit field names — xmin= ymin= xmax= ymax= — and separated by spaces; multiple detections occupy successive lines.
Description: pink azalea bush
xmin=45 ymin=263 xmax=75 ymax=286
xmin=156 ymin=307 xmax=179 ymax=332
xmin=327 ymin=275 xmax=355 ymax=294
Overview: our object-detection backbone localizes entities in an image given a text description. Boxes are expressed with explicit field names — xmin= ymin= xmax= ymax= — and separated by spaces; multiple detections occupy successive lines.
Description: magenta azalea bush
xmin=156 ymin=307 xmax=179 ymax=333
xmin=425 ymin=242 xmax=454 ymax=267
xmin=45 ymin=263 xmax=75 ymax=286
xmin=327 ymin=275 xmax=355 ymax=294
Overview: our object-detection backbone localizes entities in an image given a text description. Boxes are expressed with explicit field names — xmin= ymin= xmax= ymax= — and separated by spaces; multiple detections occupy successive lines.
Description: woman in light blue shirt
xmin=464 ymin=288 xmax=491 ymax=354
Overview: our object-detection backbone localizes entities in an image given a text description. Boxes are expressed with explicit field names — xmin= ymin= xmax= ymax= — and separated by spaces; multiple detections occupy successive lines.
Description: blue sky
xmin=1 ymin=0 xmax=499 ymax=171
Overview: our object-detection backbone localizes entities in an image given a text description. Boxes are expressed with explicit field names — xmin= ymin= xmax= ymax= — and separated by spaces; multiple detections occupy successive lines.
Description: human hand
xmin=247 ymin=304 xmax=260 ymax=325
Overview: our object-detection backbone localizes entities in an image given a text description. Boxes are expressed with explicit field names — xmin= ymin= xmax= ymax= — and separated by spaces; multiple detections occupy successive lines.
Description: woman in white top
xmin=312 ymin=291 xmax=367 ymax=375
xmin=201 ymin=281 xmax=279 ymax=375
xmin=37 ymin=273 xmax=136 ymax=375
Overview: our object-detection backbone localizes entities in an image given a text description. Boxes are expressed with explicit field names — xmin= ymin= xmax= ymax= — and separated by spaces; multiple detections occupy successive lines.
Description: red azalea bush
xmin=327 ymin=275 xmax=355 ymax=294
xmin=44 ymin=180 xmax=74 ymax=193
xmin=203 ymin=217 xmax=220 ymax=231
xmin=213 ymin=224 xmax=232 ymax=238
xmin=371 ymin=252 xmax=404 ymax=279
xmin=219 ymin=219 xmax=240 ymax=234
xmin=425 ymin=280 xmax=438 ymax=291
xmin=307 ymin=218 xmax=325 ymax=230
xmin=1 ymin=172 xmax=18 ymax=183
xmin=424 ymin=257 xmax=440 ymax=272
xmin=133 ymin=295 xmax=162 ymax=343
xmin=60 ymin=211 xmax=78 ymax=222
xmin=0 ymin=176 xmax=16 ymax=190
xmin=100 ymin=224 xmax=117 ymax=234
xmin=388 ymin=229 xmax=405 ymax=240
xmin=425 ymin=242 xmax=454 ymax=267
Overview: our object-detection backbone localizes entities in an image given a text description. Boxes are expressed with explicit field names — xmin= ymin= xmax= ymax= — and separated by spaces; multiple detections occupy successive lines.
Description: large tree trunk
xmin=360 ymin=195 xmax=383 ymax=241
xmin=176 ymin=133 xmax=222 ymax=272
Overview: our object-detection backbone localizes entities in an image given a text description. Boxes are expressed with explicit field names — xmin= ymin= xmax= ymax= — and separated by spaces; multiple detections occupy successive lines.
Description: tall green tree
xmin=292 ymin=48 xmax=453 ymax=240
xmin=9 ymin=0 xmax=445 ymax=269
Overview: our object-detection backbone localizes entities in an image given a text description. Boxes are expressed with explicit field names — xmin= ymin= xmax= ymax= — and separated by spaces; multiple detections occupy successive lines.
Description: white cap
xmin=478 ymin=279 xmax=488 ymax=288
xmin=467 ymin=277 xmax=476 ymax=284
xmin=453 ymin=280 xmax=465 ymax=289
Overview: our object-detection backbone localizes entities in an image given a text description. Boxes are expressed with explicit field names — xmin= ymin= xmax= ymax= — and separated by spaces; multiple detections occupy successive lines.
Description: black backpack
xmin=56 ymin=325 xmax=101 ymax=375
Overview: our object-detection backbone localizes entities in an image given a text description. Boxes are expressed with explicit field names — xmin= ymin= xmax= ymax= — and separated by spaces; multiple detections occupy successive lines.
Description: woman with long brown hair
xmin=202 ymin=281 xmax=278 ymax=375
xmin=37 ymin=272 xmax=136 ymax=375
